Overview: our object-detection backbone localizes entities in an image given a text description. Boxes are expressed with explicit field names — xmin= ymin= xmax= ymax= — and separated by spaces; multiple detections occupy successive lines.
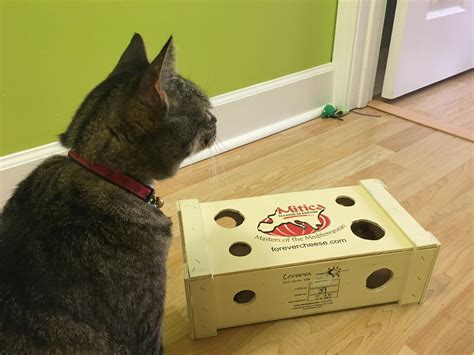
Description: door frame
xmin=332 ymin=0 xmax=387 ymax=109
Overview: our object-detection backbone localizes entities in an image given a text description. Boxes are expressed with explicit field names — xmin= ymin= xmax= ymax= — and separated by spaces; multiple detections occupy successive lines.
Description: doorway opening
xmin=373 ymin=0 xmax=397 ymax=97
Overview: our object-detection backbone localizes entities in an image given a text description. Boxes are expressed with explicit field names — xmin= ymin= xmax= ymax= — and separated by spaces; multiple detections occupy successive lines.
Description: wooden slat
xmin=368 ymin=99 xmax=474 ymax=142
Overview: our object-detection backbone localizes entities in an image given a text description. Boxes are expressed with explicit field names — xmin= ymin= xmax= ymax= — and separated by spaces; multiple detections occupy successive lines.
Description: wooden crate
xmin=177 ymin=179 xmax=440 ymax=339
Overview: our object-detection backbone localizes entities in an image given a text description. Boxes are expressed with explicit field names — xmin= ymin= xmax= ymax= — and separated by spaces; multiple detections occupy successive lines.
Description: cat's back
xmin=1 ymin=154 xmax=118 ymax=242
xmin=0 ymin=155 xmax=171 ymax=353
xmin=2 ymin=155 xmax=71 ymax=230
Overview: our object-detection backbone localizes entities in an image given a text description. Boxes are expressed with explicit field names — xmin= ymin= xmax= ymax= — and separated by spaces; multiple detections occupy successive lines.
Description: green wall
xmin=0 ymin=0 xmax=338 ymax=156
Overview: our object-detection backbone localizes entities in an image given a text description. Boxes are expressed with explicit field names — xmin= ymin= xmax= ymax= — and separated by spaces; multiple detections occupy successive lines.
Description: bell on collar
xmin=156 ymin=196 xmax=164 ymax=208
xmin=147 ymin=192 xmax=164 ymax=208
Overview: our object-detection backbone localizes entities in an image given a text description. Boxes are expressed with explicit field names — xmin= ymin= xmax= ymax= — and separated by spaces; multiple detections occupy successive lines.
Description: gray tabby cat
xmin=0 ymin=33 xmax=216 ymax=354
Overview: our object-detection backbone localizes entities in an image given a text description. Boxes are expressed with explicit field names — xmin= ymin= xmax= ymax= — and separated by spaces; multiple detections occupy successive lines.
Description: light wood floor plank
xmin=389 ymin=70 xmax=473 ymax=129
xmin=369 ymin=70 xmax=474 ymax=142
xmin=368 ymin=100 xmax=474 ymax=142
xmin=407 ymin=282 xmax=473 ymax=354
xmin=377 ymin=125 xmax=434 ymax=152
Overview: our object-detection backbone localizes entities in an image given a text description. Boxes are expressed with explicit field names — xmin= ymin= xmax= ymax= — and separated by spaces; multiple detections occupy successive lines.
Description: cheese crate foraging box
xmin=177 ymin=179 xmax=440 ymax=339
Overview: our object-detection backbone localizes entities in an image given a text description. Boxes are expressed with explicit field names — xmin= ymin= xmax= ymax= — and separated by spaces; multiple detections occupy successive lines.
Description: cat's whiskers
xmin=212 ymin=164 xmax=217 ymax=194
xmin=212 ymin=155 xmax=219 ymax=194
xmin=217 ymin=139 xmax=229 ymax=185
xmin=186 ymin=155 xmax=197 ymax=192
xmin=212 ymin=139 xmax=229 ymax=188
xmin=201 ymin=73 xmax=215 ymax=98
xmin=205 ymin=147 xmax=218 ymax=194
xmin=212 ymin=145 xmax=222 ymax=193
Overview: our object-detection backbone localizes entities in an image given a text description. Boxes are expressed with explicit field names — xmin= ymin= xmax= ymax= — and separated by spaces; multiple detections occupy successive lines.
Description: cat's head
xmin=60 ymin=33 xmax=216 ymax=180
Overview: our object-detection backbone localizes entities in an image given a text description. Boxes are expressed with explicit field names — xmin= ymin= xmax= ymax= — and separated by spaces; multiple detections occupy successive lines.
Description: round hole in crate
xmin=229 ymin=242 xmax=252 ymax=257
xmin=366 ymin=268 xmax=393 ymax=289
xmin=214 ymin=209 xmax=245 ymax=229
xmin=351 ymin=219 xmax=385 ymax=240
xmin=336 ymin=195 xmax=356 ymax=206
xmin=233 ymin=290 xmax=256 ymax=304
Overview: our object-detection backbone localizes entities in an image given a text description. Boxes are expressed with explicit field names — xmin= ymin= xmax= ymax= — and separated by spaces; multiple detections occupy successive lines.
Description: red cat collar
xmin=68 ymin=150 xmax=164 ymax=208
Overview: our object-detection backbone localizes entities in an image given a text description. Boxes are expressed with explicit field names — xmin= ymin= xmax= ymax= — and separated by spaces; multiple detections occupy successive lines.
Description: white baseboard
xmin=0 ymin=63 xmax=333 ymax=208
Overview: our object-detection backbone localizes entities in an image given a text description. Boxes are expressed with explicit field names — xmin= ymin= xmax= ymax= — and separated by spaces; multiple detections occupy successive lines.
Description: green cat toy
xmin=321 ymin=103 xmax=348 ymax=119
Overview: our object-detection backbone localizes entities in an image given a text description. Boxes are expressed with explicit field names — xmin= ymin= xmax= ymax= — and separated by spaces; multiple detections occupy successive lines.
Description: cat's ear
xmin=138 ymin=36 xmax=175 ymax=112
xmin=110 ymin=33 xmax=149 ymax=76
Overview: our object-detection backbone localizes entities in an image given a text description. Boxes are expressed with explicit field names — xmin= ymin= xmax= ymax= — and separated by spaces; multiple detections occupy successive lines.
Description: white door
xmin=382 ymin=0 xmax=473 ymax=99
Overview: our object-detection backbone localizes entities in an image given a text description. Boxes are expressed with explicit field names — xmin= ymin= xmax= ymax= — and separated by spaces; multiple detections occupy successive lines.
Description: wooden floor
xmin=384 ymin=69 xmax=474 ymax=131
xmin=158 ymin=105 xmax=473 ymax=354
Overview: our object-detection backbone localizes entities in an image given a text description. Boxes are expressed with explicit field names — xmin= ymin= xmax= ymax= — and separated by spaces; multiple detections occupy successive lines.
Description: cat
xmin=0 ymin=33 xmax=216 ymax=354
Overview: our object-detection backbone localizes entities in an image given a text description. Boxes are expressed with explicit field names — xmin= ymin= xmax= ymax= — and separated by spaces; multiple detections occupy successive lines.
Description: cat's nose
xmin=207 ymin=110 xmax=217 ymax=123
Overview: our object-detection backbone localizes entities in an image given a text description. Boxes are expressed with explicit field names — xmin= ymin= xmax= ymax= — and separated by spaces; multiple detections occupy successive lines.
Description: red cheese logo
xmin=257 ymin=204 xmax=330 ymax=237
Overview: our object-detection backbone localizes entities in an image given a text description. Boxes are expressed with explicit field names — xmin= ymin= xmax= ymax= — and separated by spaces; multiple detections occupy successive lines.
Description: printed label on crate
xmin=257 ymin=204 xmax=331 ymax=236
xmin=255 ymin=203 xmax=348 ymax=250
xmin=282 ymin=266 xmax=346 ymax=311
